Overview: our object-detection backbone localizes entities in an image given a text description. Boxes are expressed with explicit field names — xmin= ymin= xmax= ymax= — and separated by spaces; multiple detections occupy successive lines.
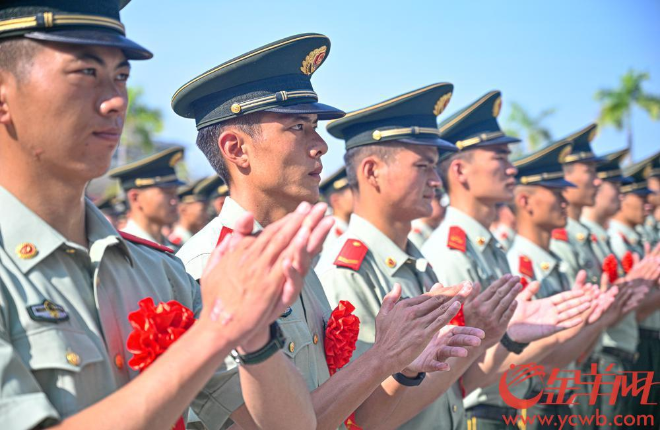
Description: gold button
xmin=65 ymin=249 xmax=75 ymax=254
xmin=576 ymin=233 xmax=586 ymax=242
xmin=476 ymin=237 xmax=486 ymax=246
xmin=66 ymin=351 xmax=80 ymax=366
xmin=114 ymin=354 xmax=124 ymax=370
xmin=230 ymin=103 xmax=242 ymax=114
xmin=313 ymin=334 xmax=319 ymax=345
xmin=288 ymin=342 xmax=295 ymax=353
xmin=452 ymin=404 xmax=458 ymax=413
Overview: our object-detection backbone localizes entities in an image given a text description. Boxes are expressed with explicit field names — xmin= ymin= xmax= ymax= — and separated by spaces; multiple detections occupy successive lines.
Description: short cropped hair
xmin=0 ymin=38 xmax=42 ymax=81
xmin=344 ymin=143 xmax=404 ymax=190
xmin=438 ymin=151 xmax=474 ymax=194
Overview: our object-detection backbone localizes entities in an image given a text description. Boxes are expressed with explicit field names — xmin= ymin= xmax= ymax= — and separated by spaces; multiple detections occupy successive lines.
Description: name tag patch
xmin=27 ymin=300 xmax=69 ymax=323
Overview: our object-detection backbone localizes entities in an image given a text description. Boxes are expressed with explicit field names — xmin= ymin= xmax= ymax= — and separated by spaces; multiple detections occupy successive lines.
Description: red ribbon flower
xmin=602 ymin=254 xmax=619 ymax=283
xmin=127 ymin=298 xmax=196 ymax=371
xmin=325 ymin=300 xmax=361 ymax=429
xmin=622 ymin=251 xmax=634 ymax=274
xmin=126 ymin=298 xmax=195 ymax=430
xmin=449 ymin=305 xmax=466 ymax=327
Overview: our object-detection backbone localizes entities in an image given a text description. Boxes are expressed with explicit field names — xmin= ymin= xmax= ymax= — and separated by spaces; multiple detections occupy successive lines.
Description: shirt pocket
xmin=13 ymin=327 xmax=109 ymax=417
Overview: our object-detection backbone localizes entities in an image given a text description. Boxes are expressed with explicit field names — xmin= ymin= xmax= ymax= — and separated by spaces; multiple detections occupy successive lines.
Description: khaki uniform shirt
xmin=581 ymin=218 xmax=638 ymax=354
xmin=0 ymin=187 xmax=200 ymax=430
xmin=492 ymin=224 xmax=516 ymax=253
xmin=176 ymin=197 xmax=334 ymax=429
xmin=122 ymin=218 xmax=178 ymax=250
xmin=637 ymin=215 xmax=659 ymax=248
xmin=316 ymin=214 xmax=464 ymax=430
xmin=608 ymin=220 xmax=660 ymax=331
xmin=550 ymin=218 xmax=602 ymax=285
xmin=422 ymin=207 xmax=530 ymax=410
xmin=408 ymin=219 xmax=436 ymax=251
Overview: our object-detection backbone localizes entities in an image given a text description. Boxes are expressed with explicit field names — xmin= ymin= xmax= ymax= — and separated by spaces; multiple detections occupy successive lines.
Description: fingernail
xmin=296 ymin=201 xmax=311 ymax=214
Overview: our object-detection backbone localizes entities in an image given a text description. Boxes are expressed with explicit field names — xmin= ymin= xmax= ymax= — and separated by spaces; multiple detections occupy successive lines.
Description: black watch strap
xmin=232 ymin=322 xmax=285 ymax=365
xmin=393 ymin=371 xmax=426 ymax=387
xmin=500 ymin=331 xmax=529 ymax=354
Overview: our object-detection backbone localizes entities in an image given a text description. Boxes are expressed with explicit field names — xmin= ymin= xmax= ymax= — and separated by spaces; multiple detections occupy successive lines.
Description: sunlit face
xmin=563 ymin=162 xmax=601 ymax=207
xmin=379 ymin=145 xmax=441 ymax=221
xmin=620 ymin=193 xmax=646 ymax=226
xmin=526 ymin=186 xmax=568 ymax=230
xmin=594 ymin=181 xmax=621 ymax=217
xmin=647 ymin=177 xmax=660 ymax=207
xmin=458 ymin=145 xmax=517 ymax=203
xmin=0 ymin=41 xmax=130 ymax=183
xmin=245 ymin=112 xmax=326 ymax=208
xmin=134 ymin=185 xmax=179 ymax=225
xmin=180 ymin=200 xmax=209 ymax=231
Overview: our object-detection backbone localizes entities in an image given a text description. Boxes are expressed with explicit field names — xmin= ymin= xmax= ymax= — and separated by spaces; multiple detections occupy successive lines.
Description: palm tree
xmin=504 ymin=102 xmax=555 ymax=154
xmin=595 ymin=70 xmax=660 ymax=158
xmin=115 ymin=86 xmax=164 ymax=165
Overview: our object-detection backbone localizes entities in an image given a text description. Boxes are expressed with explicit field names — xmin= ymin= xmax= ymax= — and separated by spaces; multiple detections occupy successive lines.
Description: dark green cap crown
xmin=194 ymin=175 xmax=229 ymax=200
xmin=319 ymin=166 xmax=349 ymax=197
xmin=108 ymin=146 xmax=185 ymax=190
xmin=621 ymin=150 xmax=660 ymax=195
xmin=326 ymin=83 xmax=456 ymax=152
xmin=438 ymin=90 xmax=520 ymax=150
xmin=596 ymin=148 xmax=631 ymax=183
xmin=554 ymin=123 xmax=603 ymax=165
xmin=513 ymin=141 xmax=576 ymax=188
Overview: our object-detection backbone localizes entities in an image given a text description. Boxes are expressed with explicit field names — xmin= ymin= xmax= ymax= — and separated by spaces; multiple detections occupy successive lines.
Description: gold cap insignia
xmin=372 ymin=130 xmax=382 ymax=141
xmin=16 ymin=242 xmax=38 ymax=259
xmin=169 ymin=152 xmax=183 ymax=167
xmin=433 ymin=92 xmax=452 ymax=116
xmin=300 ymin=46 xmax=327 ymax=75
xmin=492 ymin=96 xmax=502 ymax=118
xmin=558 ymin=144 xmax=573 ymax=163
xmin=217 ymin=184 xmax=229 ymax=195
xmin=230 ymin=103 xmax=242 ymax=114
xmin=587 ymin=127 xmax=597 ymax=143
xmin=385 ymin=257 xmax=396 ymax=268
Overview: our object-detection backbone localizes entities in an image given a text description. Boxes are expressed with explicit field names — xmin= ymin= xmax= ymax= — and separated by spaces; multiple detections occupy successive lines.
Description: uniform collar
xmin=123 ymin=219 xmax=159 ymax=243
xmin=411 ymin=219 xmax=435 ymax=240
xmin=579 ymin=218 xmax=608 ymax=243
xmin=0 ymin=187 xmax=131 ymax=273
xmin=444 ymin=206 xmax=494 ymax=252
xmin=609 ymin=219 xmax=641 ymax=243
xmin=218 ymin=196 xmax=264 ymax=233
xmin=511 ymin=234 xmax=560 ymax=275
xmin=348 ymin=214 xmax=425 ymax=276
xmin=566 ymin=217 xmax=591 ymax=244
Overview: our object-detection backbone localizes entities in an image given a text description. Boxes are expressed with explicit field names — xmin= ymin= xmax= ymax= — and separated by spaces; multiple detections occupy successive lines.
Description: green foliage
xmin=121 ymin=86 xmax=164 ymax=157
xmin=504 ymin=102 xmax=555 ymax=153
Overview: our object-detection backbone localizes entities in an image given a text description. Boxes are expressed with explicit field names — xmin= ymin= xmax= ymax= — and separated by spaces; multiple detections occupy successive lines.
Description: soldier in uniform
xmin=630 ymin=151 xmax=660 ymax=248
xmin=509 ymin=143 xmax=638 ymax=429
xmin=0 ymin=2 xmax=328 ymax=429
xmin=94 ymin=194 xmax=126 ymax=228
xmin=422 ymin=91 xmax=591 ymax=429
xmin=409 ymin=188 xmax=446 ymax=250
xmin=319 ymin=166 xmax=353 ymax=253
xmin=109 ymin=147 xmax=184 ymax=248
xmin=169 ymin=179 xmax=211 ymax=248
xmin=173 ymin=34 xmax=477 ymax=430
xmin=195 ymin=174 xmax=230 ymax=217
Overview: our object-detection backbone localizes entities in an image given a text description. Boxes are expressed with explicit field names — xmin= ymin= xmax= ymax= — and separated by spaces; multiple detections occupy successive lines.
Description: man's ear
xmin=0 ymin=71 xmax=14 ymax=125
xmin=126 ymin=188 xmax=140 ymax=208
xmin=218 ymin=128 xmax=249 ymax=169
xmin=451 ymin=157 xmax=469 ymax=187
xmin=360 ymin=156 xmax=383 ymax=192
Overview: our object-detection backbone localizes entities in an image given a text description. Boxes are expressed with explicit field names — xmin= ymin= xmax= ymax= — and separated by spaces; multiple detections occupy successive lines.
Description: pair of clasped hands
xmin=197 ymin=201 xmax=592 ymax=376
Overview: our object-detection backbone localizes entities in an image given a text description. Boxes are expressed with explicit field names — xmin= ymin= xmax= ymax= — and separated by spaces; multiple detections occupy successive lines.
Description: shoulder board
xmin=119 ymin=231 xmax=174 ymax=253
xmin=334 ymin=239 xmax=368 ymax=271
xmin=447 ymin=226 xmax=467 ymax=252
xmin=518 ymin=255 xmax=534 ymax=278
xmin=552 ymin=228 xmax=568 ymax=242
xmin=216 ymin=226 xmax=234 ymax=247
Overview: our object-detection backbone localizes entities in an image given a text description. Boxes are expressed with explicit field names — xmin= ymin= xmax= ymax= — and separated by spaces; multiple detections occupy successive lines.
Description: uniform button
xmin=313 ymin=334 xmax=319 ymax=345
xmin=288 ymin=342 xmax=295 ymax=353
xmin=115 ymin=354 xmax=124 ymax=370
xmin=452 ymin=404 xmax=458 ymax=413
xmin=65 ymin=248 xmax=75 ymax=254
xmin=66 ymin=351 xmax=81 ymax=366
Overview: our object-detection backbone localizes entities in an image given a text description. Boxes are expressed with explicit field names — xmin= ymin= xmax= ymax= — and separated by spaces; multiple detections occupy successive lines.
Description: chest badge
xmin=27 ymin=300 xmax=69 ymax=323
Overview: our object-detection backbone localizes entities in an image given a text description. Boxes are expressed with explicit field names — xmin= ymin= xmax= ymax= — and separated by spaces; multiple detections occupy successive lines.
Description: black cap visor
xmin=25 ymin=29 xmax=152 ymax=60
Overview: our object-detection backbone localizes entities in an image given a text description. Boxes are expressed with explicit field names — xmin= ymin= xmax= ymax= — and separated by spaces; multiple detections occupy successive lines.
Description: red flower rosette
xmin=449 ymin=305 xmax=466 ymax=326
xmin=126 ymin=298 xmax=195 ymax=430
xmin=325 ymin=300 xmax=362 ymax=429
xmin=622 ymin=251 xmax=634 ymax=274
xmin=602 ymin=254 xmax=619 ymax=284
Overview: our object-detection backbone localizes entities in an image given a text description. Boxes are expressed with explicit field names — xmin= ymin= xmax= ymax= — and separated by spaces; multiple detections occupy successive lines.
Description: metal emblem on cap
xmin=433 ymin=92 xmax=452 ymax=116
xmin=558 ymin=144 xmax=573 ymax=163
xmin=372 ymin=130 xmax=382 ymax=141
xmin=16 ymin=242 xmax=38 ymax=259
xmin=300 ymin=46 xmax=327 ymax=75
xmin=492 ymin=96 xmax=502 ymax=117
xmin=230 ymin=103 xmax=242 ymax=114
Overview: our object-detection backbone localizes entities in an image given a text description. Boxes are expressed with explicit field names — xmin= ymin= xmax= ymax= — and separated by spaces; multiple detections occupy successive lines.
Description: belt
xmin=467 ymin=404 xmax=518 ymax=421
xmin=639 ymin=328 xmax=660 ymax=340
xmin=601 ymin=346 xmax=639 ymax=364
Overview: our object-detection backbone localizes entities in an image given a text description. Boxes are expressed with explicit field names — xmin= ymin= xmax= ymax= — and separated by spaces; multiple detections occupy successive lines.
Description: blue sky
xmin=121 ymin=0 xmax=660 ymax=180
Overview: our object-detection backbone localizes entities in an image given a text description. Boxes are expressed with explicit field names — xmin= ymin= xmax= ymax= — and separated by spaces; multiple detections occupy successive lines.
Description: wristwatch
xmin=231 ymin=322 xmax=285 ymax=365
xmin=500 ymin=331 xmax=529 ymax=354
xmin=393 ymin=371 xmax=426 ymax=387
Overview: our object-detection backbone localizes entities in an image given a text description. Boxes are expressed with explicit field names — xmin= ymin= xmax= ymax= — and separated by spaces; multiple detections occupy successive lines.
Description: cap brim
xmin=24 ymin=30 xmax=152 ymax=60
xmin=397 ymin=136 xmax=458 ymax=153
xmin=463 ymin=134 xmax=521 ymax=149
xmin=628 ymin=189 xmax=655 ymax=196
xmin=265 ymin=102 xmax=345 ymax=120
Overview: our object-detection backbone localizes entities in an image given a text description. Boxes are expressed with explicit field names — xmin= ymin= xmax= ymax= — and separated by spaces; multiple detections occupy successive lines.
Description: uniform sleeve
xmin=318 ymin=267 xmax=383 ymax=360
xmin=0 ymin=287 xmax=60 ymax=430
xmin=192 ymin=356 xmax=243 ymax=430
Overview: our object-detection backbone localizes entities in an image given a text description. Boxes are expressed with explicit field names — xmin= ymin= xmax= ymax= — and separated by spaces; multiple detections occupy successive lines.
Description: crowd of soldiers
xmin=0 ymin=1 xmax=658 ymax=430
